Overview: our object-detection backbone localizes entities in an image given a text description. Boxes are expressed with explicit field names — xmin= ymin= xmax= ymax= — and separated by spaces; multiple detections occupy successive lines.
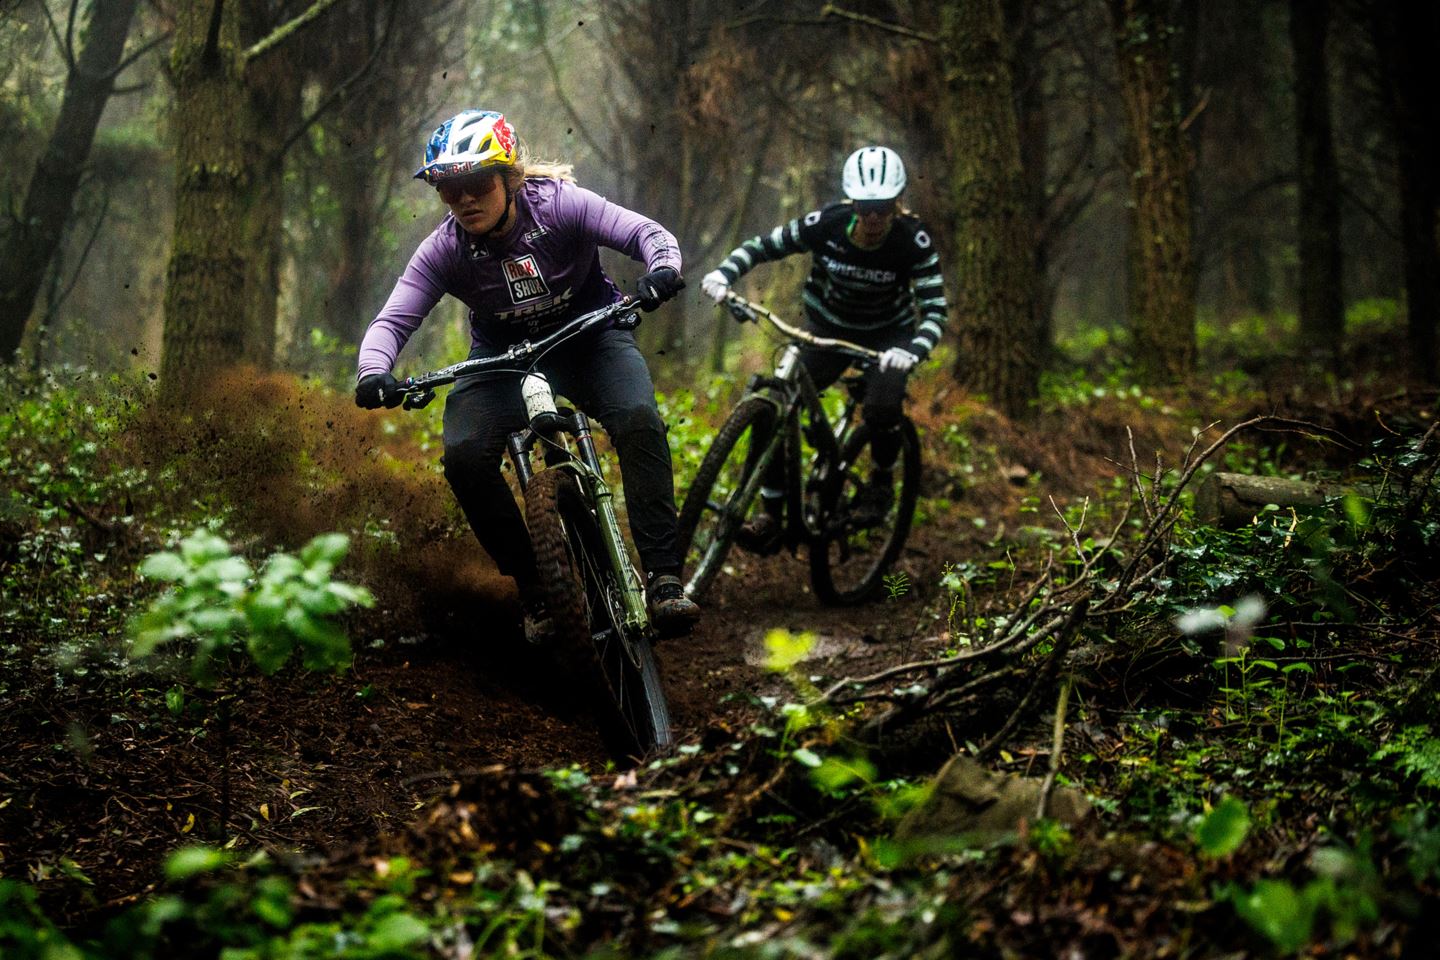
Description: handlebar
xmin=396 ymin=297 xmax=641 ymax=409
xmin=721 ymin=292 xmax=881 ymax=361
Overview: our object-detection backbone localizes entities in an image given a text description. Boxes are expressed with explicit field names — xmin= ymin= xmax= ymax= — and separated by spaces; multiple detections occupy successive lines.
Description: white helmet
xmin=842 ymin=146 xmax=906 ymax=201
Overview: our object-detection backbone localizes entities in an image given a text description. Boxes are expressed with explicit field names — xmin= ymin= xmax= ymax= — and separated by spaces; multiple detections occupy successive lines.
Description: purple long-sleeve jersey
xmin=357 ymin=177 xmax=681 ymax=377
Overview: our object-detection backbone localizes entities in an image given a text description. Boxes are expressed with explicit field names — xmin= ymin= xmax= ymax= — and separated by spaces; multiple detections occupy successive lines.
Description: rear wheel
xmin=808 ymin=418 xmax=921 ymax=605
xmin=526 ymin=469 xmax=672 ymax=761
xmin=675 ymin=396 xmax=779 ymax=599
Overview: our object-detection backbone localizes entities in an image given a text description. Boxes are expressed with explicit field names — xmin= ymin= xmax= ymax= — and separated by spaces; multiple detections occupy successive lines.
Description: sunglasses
xmin=854 ymin=199 xmax=896 ymax=216
xmin=435 ymin=171 xmax=502 ymax=204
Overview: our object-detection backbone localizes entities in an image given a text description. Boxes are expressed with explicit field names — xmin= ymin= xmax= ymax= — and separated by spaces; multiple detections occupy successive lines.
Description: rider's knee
xmin=861 ymin=401 xmax=904 ymax=431
xmin=603 ymin=402 xmax=666 ymax=443
xmin=442 ymin=436 xmax=504 ymax=484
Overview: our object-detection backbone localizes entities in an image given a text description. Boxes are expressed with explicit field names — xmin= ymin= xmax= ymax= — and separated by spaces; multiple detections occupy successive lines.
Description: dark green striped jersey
xmin=714 ymin=202 xmax=949 ymax=357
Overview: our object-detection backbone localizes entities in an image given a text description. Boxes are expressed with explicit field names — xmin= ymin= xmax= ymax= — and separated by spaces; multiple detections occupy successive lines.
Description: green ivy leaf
xmin=792 ymin=747 xmax=823 ymax=768
xmin=164 ymin=846 xmax=230 ymax=881
xmin=366 ymin=911 xmax=429 ymax=951
xmin=1229 ymin=879 xmax=1317 ymax=953
xmin=246 ymin=629 xmax=295 ymax=675
xmin=1196 ymin=795 xmax=1250 ymax=857
xmin=139 ymin=552 xmax=187 ymax=581
xmin=301 ymin=532 xmax=351 ymax=567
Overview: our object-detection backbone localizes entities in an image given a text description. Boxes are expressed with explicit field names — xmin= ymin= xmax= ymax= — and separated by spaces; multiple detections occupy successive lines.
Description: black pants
xmin=441 ymin=327 xmax=680 ymax=586
xmin=758 ymin=316 xmax=912 ymax=501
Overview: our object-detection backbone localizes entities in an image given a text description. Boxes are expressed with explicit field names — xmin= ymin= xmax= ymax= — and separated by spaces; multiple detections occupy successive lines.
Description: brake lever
xmin=403 ymin=388 xmax=435 ymax=410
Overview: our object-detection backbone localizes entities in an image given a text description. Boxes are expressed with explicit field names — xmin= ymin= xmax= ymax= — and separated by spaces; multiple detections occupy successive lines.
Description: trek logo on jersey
xmin=502 ymin=255 xmax=551 ymax=302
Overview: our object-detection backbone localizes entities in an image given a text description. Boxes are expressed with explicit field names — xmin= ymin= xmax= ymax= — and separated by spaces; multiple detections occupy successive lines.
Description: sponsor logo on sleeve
xmin=502 ymin=254 xmax=551 ymax=303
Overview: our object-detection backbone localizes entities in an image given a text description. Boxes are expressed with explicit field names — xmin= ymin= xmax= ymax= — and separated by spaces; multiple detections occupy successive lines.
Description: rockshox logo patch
xmin=502 ymin=255 xmax=550 ymax=302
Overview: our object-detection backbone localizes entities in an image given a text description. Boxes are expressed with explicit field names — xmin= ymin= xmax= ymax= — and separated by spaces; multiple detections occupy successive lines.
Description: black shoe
xmin=647 ymin=573 xmax=701 ymax=638
xmin=735 ymin=511 xmax=782 ymax=555
xmin=849 ymin=471 xmax=894 ymax=527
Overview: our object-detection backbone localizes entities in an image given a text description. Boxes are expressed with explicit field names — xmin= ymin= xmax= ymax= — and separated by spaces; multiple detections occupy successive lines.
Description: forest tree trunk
xmin=239 ymin=47 xmax=302 ymax=368
xmin=1108 ymin=0 xmax=1196 ymax=384
xmin=160 ymin=1 xmax=251 ymax=393
xmin=326 ymin=141 xmax=381 ymax=345
xmin=1006 ymin=0 xmax=1054 ymax=370
xmin=0 ymin=0 xmax=141 ymax=363
xmin=1291 ymin=0 xmax=1344 ymax=356
xmin=1372 ymin=2 xmax=1440 ymax=384
xmin=943 ymin=0 xmax=1040 ymax=421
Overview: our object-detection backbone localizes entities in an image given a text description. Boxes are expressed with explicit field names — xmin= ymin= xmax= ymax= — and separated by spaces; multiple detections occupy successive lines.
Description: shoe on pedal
xmin=849 ymin=471 xmax=894 ymax=527
xmin=735 ymin=511 xmax=782 ymax=556
xmin=647 ymin=573 xmax=701 ymax=638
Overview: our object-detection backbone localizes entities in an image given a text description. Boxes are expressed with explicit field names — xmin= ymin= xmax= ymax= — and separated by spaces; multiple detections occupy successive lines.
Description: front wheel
xmin=808 ymin=418 xmax=921 ymax=606
xmin=676 ymin=396 xmax=779 ymax=600
xmin=525 ymin=469 xmax=672 ymax=761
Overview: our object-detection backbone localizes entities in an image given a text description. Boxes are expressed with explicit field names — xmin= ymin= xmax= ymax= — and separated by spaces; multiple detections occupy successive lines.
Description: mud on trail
xmin=0 ymin=369 xmax=997 ymax=924
xmin=3 ymin=363 xmax=1330 ymax=925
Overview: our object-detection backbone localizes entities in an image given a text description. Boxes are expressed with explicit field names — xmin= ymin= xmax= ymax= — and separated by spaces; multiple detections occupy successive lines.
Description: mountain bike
xmin=677 ymin=292 xmax=921 ymax=606
xmin=396 ymin=297 xmax=672 ymax=760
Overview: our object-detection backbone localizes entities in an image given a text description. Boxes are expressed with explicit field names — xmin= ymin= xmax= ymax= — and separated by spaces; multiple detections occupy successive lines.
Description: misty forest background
xmin=3 ymin=0 xmax=1435 ymax=395
xmin=3 ymin=0 xmax=1440 ymax=958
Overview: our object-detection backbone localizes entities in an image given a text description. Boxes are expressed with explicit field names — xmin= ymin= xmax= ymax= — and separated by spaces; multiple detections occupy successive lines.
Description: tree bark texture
xmin=237 ymin=0 xmax=302 ymax=368
xmin=1193 ymin=471 xmax=1375 ymax=529
xmin=1108 ymin=0 xmax=1196 ymax=384
xmin=0 ymin=0 xmax=141 ymax=363
xmin=1371 ymin=2 xmax=1440 ymax=384
xmin=1291 ymin=0 xmax=1344 ymax=354
xmin=1006 ymin=0 xmax=1055 ymax=367
xmin=160 ymin=0 xmax=251 ymax=393
xmin=943 ymin=0 xmax=1041 ymax=421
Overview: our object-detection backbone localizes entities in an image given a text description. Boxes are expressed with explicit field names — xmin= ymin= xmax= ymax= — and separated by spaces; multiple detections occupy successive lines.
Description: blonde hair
xmin=505 ymin=140 xmax=575 ymax=186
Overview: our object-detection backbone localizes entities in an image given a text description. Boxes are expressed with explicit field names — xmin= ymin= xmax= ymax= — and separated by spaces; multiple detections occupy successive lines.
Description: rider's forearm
xmin=358 ymin=273 xmax=443 ymax=377
xmin=715 ymin=217 xmax=810 ymax=282
xmin=908 ymin=254 xmax=949 ymax=359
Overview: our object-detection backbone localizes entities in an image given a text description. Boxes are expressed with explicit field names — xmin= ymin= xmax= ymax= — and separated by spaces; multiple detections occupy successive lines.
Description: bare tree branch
xmin=278 ymin=0 xmax=400 ymax=159
xmin=242 ymin=0 xmax=344 ymax=65
xmin=818 ymin=4 xmax=939 ymax=42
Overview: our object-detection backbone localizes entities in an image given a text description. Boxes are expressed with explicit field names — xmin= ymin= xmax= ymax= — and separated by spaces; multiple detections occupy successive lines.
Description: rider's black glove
xmin=355 ymin=372 xmax=404 ymax=409
xmin=636 ymin=267 xmax=685 ymax=312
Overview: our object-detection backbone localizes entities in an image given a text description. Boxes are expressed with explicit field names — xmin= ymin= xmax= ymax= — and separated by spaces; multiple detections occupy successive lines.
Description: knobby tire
xmin=676 ymin=396 xmax=778 ymax=600
xmin=808 ymin=418 xmax=921 ymax=605
xmin=525 ymin=469 xmax=672 ymax=762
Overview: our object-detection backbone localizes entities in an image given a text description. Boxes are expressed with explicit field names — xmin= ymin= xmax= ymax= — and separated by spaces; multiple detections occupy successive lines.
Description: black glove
xmin=355 ymin=372 xmax=404 ymax=409
xmin=636 ymin=266 xmax=685 ymax=312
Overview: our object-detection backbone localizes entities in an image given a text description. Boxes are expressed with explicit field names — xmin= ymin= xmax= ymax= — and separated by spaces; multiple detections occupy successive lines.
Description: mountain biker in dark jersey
xmin=700 ymin=146 xmax=950 ymax=553
xmin=354 ymin=109 xmax=701 ymax=637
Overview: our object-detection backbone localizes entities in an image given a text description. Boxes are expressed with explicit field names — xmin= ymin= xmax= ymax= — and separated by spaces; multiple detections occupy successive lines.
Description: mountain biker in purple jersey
xmin=354 ymin=109 xmax=700 ymax=638
xmin=700 ymin=146 xmax=950 ymax=555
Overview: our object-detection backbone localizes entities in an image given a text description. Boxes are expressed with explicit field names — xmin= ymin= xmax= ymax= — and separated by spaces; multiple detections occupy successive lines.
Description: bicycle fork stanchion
xmin=573 ymin=418 xmax=650 ymax=634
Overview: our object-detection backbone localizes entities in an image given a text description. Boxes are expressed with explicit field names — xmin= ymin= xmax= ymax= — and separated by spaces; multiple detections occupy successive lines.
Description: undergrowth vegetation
xmin=2 ymin=340 xmax=1437 ymax=956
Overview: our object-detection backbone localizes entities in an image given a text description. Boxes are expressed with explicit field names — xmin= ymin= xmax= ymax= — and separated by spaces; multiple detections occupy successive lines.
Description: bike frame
xmin=722 ymin=293 xmax=880 ymax=546
xmin=397 ymin=297 xmax=651 ymax=634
